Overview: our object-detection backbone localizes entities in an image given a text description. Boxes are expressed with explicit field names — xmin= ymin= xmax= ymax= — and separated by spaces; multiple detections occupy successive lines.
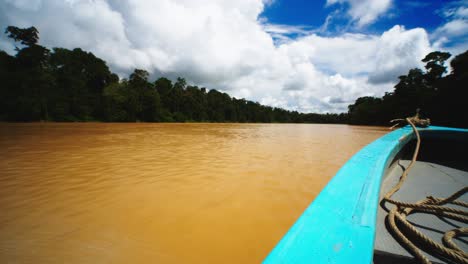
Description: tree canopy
xmin=348 ymin=50 xmax=468 ymax=128
xmin=0 ymin=26 xmax=346 ymax=124
xmin=1 ymin=26 xmax=467 ymax=128
xmin=5 ymin=26 xmax=39 ymax=47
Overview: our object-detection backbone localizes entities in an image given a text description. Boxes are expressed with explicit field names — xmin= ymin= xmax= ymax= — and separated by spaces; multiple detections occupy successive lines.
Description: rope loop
xmin=383 ymin=112 xmax=467 ymax=264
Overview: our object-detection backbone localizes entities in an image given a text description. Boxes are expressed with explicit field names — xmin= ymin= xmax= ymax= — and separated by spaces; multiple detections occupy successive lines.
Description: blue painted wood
xmin=263 ymin=126 xmax=468 ymax=264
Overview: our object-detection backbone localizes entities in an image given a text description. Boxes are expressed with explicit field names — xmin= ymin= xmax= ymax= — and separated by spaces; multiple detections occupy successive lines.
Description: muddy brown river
xmin=0 ymin=123 xmax=387 ymax=263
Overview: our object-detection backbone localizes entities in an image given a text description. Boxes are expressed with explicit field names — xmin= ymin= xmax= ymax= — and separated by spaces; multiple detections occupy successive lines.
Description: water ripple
xmin=0 ymin=123 xmax=387 ymax=263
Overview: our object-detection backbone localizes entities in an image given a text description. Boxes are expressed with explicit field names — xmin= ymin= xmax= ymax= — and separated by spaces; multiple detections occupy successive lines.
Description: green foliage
xmin=5 ymin=26 xmax=39 ymax=47
xmin=128 ymin=69 xmax=161 ymax=121
xmin=50 ymin=48 xmax=116 ymax=120
xmin=2 ymin=26 xmax=346 ymax=123
xmin=10 ymin=25 xmax=467 ymax=127
xmin=450 ymin=50 xmax=468 ymax=79
xmin=437 ymin=50 xmax=468 ymax=128
xmin=422 ymin=51 xmax=451 ymax=80
xmin=103 ymin=82 xmax=130 ymax=121
xmin=348 ymin=50 xmax=468 ymax=128
xmin=348 ymin=97 xmax=383 ymax=125
xmin=2 ymin=35 xmax=54 ymax=121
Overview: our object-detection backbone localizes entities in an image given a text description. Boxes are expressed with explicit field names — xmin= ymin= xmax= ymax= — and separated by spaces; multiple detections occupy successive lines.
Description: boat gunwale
xmin=263 ymin=125 xmax=468 ymax=264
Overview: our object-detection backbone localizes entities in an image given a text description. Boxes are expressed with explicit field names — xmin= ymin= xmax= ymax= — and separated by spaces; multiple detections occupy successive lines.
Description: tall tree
xmin=5 ymin=26 xmax=39 ymax=47
xmin=50 ymin=48 xmax=116 ymax=120
xmin=422 ymin=51 xmax=451 ymax=81
xmin=0 ymin=25 xmax=352 ymax=125
xmin=0 ymin=51 xmax=16 ymax=120
xmin=347 ymin=49 xmax=467 ymax=128
xmin=127 ymin=69 xmax=162 ymax=121
xmin=5 ymin=26 xmax=53 ymax=121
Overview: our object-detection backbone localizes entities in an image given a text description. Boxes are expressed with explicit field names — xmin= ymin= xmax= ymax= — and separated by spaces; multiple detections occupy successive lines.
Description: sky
xmin=0 ymin=0 xmax=467 ymax=113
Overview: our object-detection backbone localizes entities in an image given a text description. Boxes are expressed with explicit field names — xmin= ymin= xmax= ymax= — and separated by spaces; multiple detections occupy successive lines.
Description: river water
xmin=0 ymin=123 xmax=387 ymax=263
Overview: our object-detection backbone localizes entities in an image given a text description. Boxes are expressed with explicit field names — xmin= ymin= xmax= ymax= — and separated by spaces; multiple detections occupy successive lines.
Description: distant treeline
xmin=0 ymin=26 xmax=346 ymax=123
xmin=348 ymin=50 xmax=468 ymax=128
xmin=0 ymin=26 xmax=467 ymax=127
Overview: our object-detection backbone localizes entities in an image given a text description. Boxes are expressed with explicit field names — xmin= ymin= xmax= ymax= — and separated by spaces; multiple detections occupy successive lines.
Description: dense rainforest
xmin=0 ymin=26 xmax=346 ymax=123
xmin=0 ymin=26 xmax=467 ymax=127
xmin=348 ymin=49 xmax=468 ymax=128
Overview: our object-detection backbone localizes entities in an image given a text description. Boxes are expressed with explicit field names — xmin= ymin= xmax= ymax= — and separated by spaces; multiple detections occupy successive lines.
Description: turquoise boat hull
xmin=263 ymin=126 xmax=468 ymax=264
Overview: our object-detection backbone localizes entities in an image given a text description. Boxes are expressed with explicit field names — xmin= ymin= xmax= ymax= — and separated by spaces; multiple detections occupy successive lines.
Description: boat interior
xmin=374 ymin=131 xmax=468 ymax=264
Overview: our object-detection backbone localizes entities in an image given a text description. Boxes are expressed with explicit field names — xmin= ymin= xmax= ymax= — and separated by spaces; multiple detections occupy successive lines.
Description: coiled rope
xmin=383 ymin=116 xmax=468 ymax=264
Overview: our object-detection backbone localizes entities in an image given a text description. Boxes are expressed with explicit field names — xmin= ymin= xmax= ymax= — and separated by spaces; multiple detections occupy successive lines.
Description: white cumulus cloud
xmin=326 ymin=0 xmax=393 ymax=27
xmin=0 ymin=0 xmax=437 ymax=113
xmin=431 ymin=0 xmax=468 ymax=54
